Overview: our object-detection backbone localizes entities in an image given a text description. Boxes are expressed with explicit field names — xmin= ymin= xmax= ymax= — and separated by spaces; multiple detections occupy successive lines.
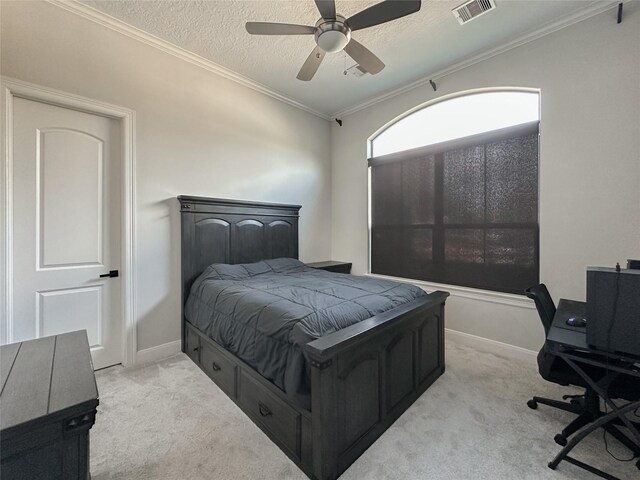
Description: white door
xmin=12 ymin=97 xmax=122 ymax=369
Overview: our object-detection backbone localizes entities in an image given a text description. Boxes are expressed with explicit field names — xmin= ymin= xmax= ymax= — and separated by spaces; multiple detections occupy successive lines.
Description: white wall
xmin=2 ymin=2 xmax=639 ymax=359
xmin=331 ymin=7 xmax=640 ymax=352
xmin=1 ymin=1 xmax=332 ymax=352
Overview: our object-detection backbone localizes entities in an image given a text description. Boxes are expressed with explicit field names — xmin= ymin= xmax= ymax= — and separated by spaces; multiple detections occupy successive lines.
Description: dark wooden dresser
xmin=0 ymin=330 xmax=99 ymax=480
xmin=306 ymin=260 xmax=352 ymax=274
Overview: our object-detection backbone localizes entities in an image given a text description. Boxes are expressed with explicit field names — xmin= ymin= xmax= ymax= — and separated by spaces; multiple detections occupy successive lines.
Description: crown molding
xmin=332 ymin=1 xmax=623 ymax=119
xmin=46 ymin=0 xmax=628 ymax=122
xmin=46 ymin=0 xmax=331 ymax=121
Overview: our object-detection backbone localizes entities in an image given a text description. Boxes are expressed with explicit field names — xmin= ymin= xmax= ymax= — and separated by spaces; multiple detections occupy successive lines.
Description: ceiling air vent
xmin=452 ymin=0 xmax=496 ymax=25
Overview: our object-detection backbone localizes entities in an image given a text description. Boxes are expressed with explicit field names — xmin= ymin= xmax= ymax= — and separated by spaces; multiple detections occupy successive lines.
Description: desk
xmin=546 ymin=299 xmax=640 ymax=479
xmin=547 ymin=299 xmax=589 ymax=349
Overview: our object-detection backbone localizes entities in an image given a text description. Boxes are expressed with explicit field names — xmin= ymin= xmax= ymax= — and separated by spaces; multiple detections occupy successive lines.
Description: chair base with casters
xmin=527 ymin=387 xmax=640 ymax=456
xmin=528 ymin=341 xmax=611 ymax=448
xmin=527 ymin=388 xmax=600 ymax=446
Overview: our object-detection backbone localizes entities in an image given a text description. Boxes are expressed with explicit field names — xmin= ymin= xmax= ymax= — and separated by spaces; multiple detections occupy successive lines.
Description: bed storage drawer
xmin=200 ymin=342 xmax=236 ymax=397
xmin=238 ymin=370 xmax=300 ymax=458
xmin=185 ymin=322 xmax=200 ymax=363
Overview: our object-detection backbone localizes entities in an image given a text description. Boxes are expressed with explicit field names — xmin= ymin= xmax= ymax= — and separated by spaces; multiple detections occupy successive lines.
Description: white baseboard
xmin=135 ymin=340 xmax=182 ymax=365
xmin=445 ymin=328 xmax=537 ymax=365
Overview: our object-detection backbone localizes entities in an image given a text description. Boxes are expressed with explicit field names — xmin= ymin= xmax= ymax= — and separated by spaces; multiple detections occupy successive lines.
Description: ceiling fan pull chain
xmin=343 ymin=50 xmax=347 ymax=76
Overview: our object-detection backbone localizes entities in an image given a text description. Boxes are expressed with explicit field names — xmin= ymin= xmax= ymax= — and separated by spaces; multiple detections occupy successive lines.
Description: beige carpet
xmin=90 ymin=338 xmax=639 ymax=479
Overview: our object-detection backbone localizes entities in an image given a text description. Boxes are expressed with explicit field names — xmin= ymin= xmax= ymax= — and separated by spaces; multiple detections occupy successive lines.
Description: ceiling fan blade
xmin=297 ymin=46 xmax=326 ymax=81
xmin=246 ymin=22 xmax=316 ymax=35
xmin=346 ymin=0 xmax=421 ymax=31
xmin=344 ymin=38 xmax=385 ymax=75
xmin=314 ymin=0 xmax=336 ymax=20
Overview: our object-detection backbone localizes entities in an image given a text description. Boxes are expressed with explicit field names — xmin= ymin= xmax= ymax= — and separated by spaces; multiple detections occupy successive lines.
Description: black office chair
xmin=525 ymin=284 xmax=601 ymax=445
xmin=526 ymin=284 xmax=640 ymax=452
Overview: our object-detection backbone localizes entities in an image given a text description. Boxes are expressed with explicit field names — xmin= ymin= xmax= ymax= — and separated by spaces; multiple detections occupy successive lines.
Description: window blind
xmin=369 ymin=122 xmax=539 ymax=294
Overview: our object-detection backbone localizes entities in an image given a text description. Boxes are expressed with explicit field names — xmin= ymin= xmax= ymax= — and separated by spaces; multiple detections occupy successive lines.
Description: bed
xmin=179 ymin=195 xmax=449 ymax=480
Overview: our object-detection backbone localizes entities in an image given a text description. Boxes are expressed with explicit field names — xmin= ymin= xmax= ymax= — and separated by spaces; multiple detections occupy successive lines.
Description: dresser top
xmin=0 ymin=330 xmax=99 ymax=431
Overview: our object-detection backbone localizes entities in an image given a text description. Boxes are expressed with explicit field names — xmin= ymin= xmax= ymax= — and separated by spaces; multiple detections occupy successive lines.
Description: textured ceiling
xmin=81 ymin=0 xmax=607 ymax=116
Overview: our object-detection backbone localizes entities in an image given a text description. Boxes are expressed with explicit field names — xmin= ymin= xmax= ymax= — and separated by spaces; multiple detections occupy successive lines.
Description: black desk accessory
xmin=566 ymin=317 xmax=587 ymax=328
xmin=586 ymin=266 xmax=640 ymax=357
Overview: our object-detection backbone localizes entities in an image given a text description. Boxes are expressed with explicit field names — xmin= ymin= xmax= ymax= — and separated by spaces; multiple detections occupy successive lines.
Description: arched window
xmin=368 ymin=89 xmax=540 ymax=294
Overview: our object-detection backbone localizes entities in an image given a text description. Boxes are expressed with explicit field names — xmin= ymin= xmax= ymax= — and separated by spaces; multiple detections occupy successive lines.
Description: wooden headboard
xmin=178 ymin=195 xmax=301 ymax=312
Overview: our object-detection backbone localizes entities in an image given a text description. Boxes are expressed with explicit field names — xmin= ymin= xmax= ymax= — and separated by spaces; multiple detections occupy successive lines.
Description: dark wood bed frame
xmin=179 ymin=195 xmax=449 ymax=480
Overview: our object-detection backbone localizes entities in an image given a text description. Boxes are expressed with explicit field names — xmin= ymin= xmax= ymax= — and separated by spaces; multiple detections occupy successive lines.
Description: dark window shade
xmin=443 ymin=146 xmax=485 ymax=224
xmin=369 ymin=123 xmax=539 ymax=294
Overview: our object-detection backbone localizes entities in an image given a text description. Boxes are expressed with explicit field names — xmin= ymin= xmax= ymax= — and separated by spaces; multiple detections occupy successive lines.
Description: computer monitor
xmin=586 ymin=267 xmax=640 ymax=357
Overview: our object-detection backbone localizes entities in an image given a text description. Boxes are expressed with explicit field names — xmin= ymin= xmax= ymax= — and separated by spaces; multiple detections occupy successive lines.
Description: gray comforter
xmin=185 ymin=258 xmax=427 ymax=405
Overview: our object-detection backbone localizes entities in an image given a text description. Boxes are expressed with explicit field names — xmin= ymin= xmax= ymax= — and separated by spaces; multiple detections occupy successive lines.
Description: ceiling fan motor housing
xmin=315 ymin=15 xmax=351 ymax=53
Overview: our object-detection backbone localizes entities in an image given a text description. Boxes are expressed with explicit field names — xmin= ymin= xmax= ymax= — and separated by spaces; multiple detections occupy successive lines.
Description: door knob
xmin=99 ymin=270 xmax=119 ymax=278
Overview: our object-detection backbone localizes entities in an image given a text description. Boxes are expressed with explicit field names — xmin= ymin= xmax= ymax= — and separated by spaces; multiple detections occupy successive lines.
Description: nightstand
xmin=306 ymin=261 xmax=352 ymax=274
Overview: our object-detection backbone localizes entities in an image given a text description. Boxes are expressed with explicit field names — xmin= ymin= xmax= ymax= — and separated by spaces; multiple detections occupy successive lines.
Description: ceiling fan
xmin=246 ymin=0 xmax=422 ymax=81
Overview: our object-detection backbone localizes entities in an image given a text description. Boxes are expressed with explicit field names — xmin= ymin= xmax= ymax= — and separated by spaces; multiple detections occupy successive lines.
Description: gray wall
xmin=1 ymin=1 xmax=332 ymax=352
xmin=330 ymin=7 xmax=640 ymax=351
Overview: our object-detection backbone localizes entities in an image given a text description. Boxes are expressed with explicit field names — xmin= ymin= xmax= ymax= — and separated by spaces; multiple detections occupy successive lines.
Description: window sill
xmin=364 ymin=273 xmax=535 ymax=310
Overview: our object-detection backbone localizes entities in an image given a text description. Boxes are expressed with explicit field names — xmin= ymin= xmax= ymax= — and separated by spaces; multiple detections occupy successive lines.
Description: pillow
xmin=199 ymin=258 xmax=304 ymax=280
xmin=264 ymin=257 xmax=306 ymax=273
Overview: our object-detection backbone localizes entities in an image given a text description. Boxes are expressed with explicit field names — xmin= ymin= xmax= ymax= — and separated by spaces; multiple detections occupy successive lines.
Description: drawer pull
xmin=258 ymin=402 xmax=272 ymax=417
xmin=211 ymin=361 xmax=221 ymax=372
xmin=192 ymin=346 xmax=199 ymax=352
xmin=65 ymin=412 xmax=94 ymax=430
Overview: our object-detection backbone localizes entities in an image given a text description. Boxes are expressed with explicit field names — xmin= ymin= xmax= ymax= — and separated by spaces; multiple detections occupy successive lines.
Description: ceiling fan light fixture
xmin=315 ymin=19 xmax=351 ymax=53
xmin=317 ymin=30 xmax=350 ymax=53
